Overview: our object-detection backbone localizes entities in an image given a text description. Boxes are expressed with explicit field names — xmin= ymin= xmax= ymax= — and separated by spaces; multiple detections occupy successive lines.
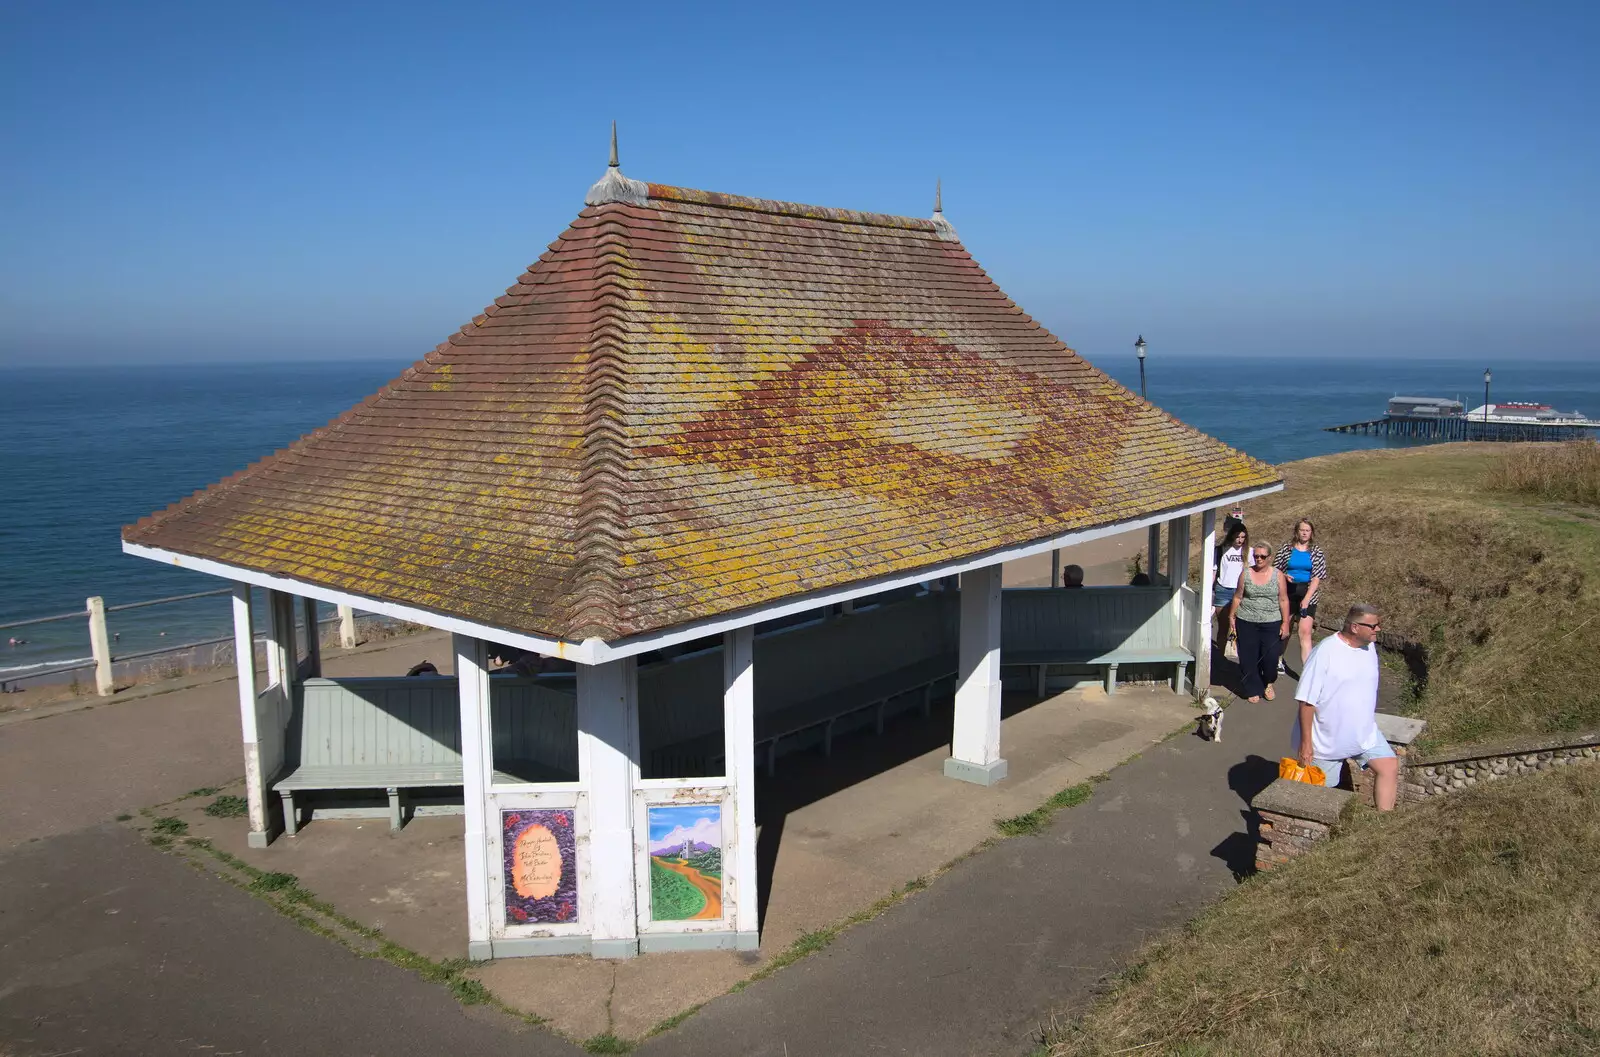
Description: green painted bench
xmin=1001 ymin=587 xmax=1192 ymax=695
xmin=642 ymin=593 xmax=959 ymax=777
xmin=274 ymin=675 xmax=577 ymax=834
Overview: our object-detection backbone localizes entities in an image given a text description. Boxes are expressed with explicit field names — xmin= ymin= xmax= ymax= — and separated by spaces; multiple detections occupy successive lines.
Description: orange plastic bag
xmin=1279 ymin=757 xmax=1328 ymax=786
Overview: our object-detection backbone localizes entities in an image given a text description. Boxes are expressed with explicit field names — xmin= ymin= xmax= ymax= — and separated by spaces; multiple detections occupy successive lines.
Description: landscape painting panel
xmin=502 ymin=809 xmax=578 ymax=927
xmin=647 ymin=804 xmax=723 ymax=922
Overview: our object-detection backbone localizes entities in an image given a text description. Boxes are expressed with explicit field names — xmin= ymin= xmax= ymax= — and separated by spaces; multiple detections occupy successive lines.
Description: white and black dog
xmin=1197 ymin=696 xmax=1224 ymax=743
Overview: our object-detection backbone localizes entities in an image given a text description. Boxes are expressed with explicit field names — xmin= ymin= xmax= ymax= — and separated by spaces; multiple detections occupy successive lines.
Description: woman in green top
xmin=1225 ymin=543 xmax=1292 ymax=702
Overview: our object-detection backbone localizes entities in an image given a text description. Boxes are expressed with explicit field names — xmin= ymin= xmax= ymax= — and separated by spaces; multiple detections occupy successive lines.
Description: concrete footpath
xmin=633 ymin=691 xmax=1294 ymax=1057
xmin=1 ymin=617 xmax=1314 ymax=1056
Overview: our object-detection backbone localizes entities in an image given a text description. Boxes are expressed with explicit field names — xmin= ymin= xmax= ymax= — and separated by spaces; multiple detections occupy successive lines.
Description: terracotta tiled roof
xmin=124 ymin=181 xmax=1281 ymax=644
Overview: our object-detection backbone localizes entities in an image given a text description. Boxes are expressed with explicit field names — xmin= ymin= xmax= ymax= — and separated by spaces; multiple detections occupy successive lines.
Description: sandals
xmin=1264 ymin=685 xmax=1276 ymax=701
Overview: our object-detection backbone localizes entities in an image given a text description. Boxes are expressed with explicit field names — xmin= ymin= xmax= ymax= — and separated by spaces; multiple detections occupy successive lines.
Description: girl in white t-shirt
xmin=1212 ymin=523 xmax=1248 ymax=611
xmin=1212 ymin=522 xmax=1249 ymax=658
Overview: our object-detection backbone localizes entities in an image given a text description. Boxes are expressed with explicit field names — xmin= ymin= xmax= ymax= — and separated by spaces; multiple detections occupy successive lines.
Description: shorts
xmin=1212 ymin=582 xmax=1237 ymax=607
xmin=1286 ymin=580 xmax=1317 ymax=620
xmin=1314 ymin=737 xmax=1395 ymax=788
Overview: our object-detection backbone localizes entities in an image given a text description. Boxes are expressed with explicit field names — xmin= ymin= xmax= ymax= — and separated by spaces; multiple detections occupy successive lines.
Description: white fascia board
xmin=583 ymin=481 xmax=1283 ymax=662
xmin=122 ymin=480 xmax=1281 ymax=668
xmin=119 ymin=541 xmax=594 ymax=662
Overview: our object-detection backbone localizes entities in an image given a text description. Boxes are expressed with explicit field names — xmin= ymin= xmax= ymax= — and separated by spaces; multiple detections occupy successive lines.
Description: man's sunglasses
xmin=1354 ymin=621 xmax=1382 ymax=630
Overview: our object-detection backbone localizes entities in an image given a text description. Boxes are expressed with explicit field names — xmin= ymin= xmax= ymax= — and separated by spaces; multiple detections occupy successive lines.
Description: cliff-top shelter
xmin=124 ymin=134 xmax=1282 ymax=960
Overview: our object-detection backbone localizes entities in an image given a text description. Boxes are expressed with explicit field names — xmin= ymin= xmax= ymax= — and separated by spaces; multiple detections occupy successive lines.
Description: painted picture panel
xmin=502 ymin=809 xmax=577 ymax=926
xmin=647 ymin=804 xmax=723 ymax=922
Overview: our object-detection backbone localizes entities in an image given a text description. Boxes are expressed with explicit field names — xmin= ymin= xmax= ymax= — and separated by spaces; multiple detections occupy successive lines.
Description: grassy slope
xmin=1046 ymin=763 xmax=1600 ymax=1056
xmin=1047 ymin=444 xmax=1600 ymax=1056
xmin=1215 ymin=443 xmax=1600 ymax=748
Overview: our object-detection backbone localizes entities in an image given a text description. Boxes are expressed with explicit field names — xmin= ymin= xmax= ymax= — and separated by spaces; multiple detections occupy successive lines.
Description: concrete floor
xmin=159 ymin=677 xmax=1196 ymax=1041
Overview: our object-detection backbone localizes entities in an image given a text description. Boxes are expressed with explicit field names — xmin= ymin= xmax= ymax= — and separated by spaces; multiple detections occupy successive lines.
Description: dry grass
xmin=1205 ymin=444 xmax=1600 ymax=748
xmin=1486 ymin=439 xmax=1600 ymax=507
xmin=1045 ymin=763 xmax=1600 ymax=1056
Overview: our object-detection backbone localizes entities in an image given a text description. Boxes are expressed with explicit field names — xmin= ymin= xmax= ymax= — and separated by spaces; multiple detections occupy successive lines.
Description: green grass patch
xmin=188 ymin=786 xmax=220 ymax=797
xmin=1044 ymin=764 xmax=1600 ymax=1056
xmin=203 ymin=794 xmax=248 ymax=818
xmin=996 ymin=782 xmax=1096 ymax=837
xmin=646 ymin=1003 xmax=706 ymax=1038
xmin=114 ymin=813 xmax=132 ymax=822
xmin=582 ymin=1034 xmax=632 ymax=1054
xmin=150 ymin=816 xmax=188 ymax=836
xmin=1229 ymin=443 xmax=1600 ymax=749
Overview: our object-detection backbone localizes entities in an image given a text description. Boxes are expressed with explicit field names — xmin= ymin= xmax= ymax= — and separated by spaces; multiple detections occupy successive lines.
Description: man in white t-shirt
xmin=1292 ymin=603 xmax=1398 ymax=810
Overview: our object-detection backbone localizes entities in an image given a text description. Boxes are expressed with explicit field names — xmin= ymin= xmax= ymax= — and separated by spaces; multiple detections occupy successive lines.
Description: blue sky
xmin=2 ymin=1 xmax=1595 ymax=366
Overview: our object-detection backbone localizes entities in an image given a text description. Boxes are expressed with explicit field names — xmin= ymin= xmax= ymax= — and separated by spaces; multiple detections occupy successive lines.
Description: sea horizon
xmin=4 ymin=354 xmax=1599 ymax=678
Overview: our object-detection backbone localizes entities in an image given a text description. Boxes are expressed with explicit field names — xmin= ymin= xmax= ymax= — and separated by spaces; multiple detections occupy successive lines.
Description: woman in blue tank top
xmin=1274 ymin=519 xmax=1328 ymax=672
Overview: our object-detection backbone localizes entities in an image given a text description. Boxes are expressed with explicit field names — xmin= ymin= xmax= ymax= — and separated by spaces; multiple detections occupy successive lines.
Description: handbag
xmin=1278 ymin=757 xmax=1328 ymax=786
xmin=1223 ymin=631 xmax=1238 ymax=662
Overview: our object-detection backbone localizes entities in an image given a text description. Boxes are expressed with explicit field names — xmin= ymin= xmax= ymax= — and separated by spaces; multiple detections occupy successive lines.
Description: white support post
xmin=578 ymin=657 xmax=640 ymax=959
xmin=455 ymin=634 xmax=495 ymax=961
xmin=1197 ymin=508 xmax=1218 ymax=693
xmin=945 ymin=564 xmax=1007 ymax=786
xmin=86 ymin=596 xmax=114 ymax=696
xmin=723 ymin=626 xmax=760 ymax=949
xmin=338 ymin=603 xmax=357 ymax=649
xmin=1146 ymin=524 xmax=1162 ymax=582
xmin=300 ymin=596 xmax=321 ymax=678
xmin=231 ymin=584 xmax=272 ymax=847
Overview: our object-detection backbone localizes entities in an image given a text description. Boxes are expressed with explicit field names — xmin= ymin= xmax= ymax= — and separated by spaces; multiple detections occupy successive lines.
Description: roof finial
xmin=586 ymin=120 xmax=649 ymax=207
xmin=930 ymin=178 xmax=958 ymax=241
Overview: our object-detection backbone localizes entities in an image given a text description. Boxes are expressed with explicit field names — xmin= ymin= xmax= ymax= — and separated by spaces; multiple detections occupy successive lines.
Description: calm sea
xmin=4 ymin=356 xmax=1598 ymax=678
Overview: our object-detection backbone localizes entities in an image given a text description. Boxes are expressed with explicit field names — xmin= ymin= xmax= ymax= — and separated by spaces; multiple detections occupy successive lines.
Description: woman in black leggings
xmin=1225 ymin=543 xmax=1291 ymax=702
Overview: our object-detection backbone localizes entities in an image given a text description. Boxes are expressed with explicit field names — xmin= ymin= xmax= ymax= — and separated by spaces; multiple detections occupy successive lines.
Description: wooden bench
xmin=1001 ymin=586 xmax=1193 ymax=695
xmin=642 ymin=593 xmax=959 ymax=776
xmin=273 ymin=675 xmax=577 ymax=834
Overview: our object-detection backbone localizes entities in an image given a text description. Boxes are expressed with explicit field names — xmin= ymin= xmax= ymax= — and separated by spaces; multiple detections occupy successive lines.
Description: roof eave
xmin=119 ymin=540 xmax=598 ymax=663
xmin=586 ymin=479 xmax=1284 ymax=662
xmin=125 ymin=480 xmax=1282 ymax=668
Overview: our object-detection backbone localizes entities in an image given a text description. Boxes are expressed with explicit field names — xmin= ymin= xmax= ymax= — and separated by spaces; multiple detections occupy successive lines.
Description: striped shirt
xmin=1273 ymin=544 xmax=1327 ymax=603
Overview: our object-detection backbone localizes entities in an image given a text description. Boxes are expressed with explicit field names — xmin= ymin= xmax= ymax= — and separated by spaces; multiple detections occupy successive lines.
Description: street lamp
xmin=1483 ymin=368 xmax=1492 ymax=436
xmin=1135 ymin=335 xmax=1148 ymax=399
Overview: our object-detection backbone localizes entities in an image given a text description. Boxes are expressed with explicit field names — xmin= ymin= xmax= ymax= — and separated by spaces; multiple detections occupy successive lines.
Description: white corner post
xmin=300 ymin=596 xmax=321 ymax=678
xmin=1146 ymin=524 xmax=1162 ymax=581
xmin=338 ymin=603 xmax=357 ymax=649
xmin=455 ymin=634 xmax=495 ymax=961
xmin=230 ymin=584 xmax=272 ymax=847
xmin=723 ymin=625 xmax=760 ymax=949
xmin=86 ymin=595 xmax=114 ymax=696
xmin=1197 ymin=508 xmax=1218 ymax=693
xmin=578 ymin=656 xmax=641 ymax=959
xmin=945 ymin=564 xmax=1007 ymax=786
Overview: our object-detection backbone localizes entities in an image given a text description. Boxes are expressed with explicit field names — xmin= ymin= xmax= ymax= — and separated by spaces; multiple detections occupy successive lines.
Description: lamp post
xmin=1135 ymin=335 xmax=1147 ymax=399
xmin=1483 ymin=368 xmax=1492 ymax=439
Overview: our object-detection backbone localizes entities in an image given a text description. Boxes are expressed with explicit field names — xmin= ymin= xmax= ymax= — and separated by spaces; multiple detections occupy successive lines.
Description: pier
xmin=1327 ymin=397 xmax=1600 ymax=443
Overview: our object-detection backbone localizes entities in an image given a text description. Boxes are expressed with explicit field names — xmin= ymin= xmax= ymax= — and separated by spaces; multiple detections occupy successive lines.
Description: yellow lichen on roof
xmin=122 ymin=184 xmax=1280 ymax=643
